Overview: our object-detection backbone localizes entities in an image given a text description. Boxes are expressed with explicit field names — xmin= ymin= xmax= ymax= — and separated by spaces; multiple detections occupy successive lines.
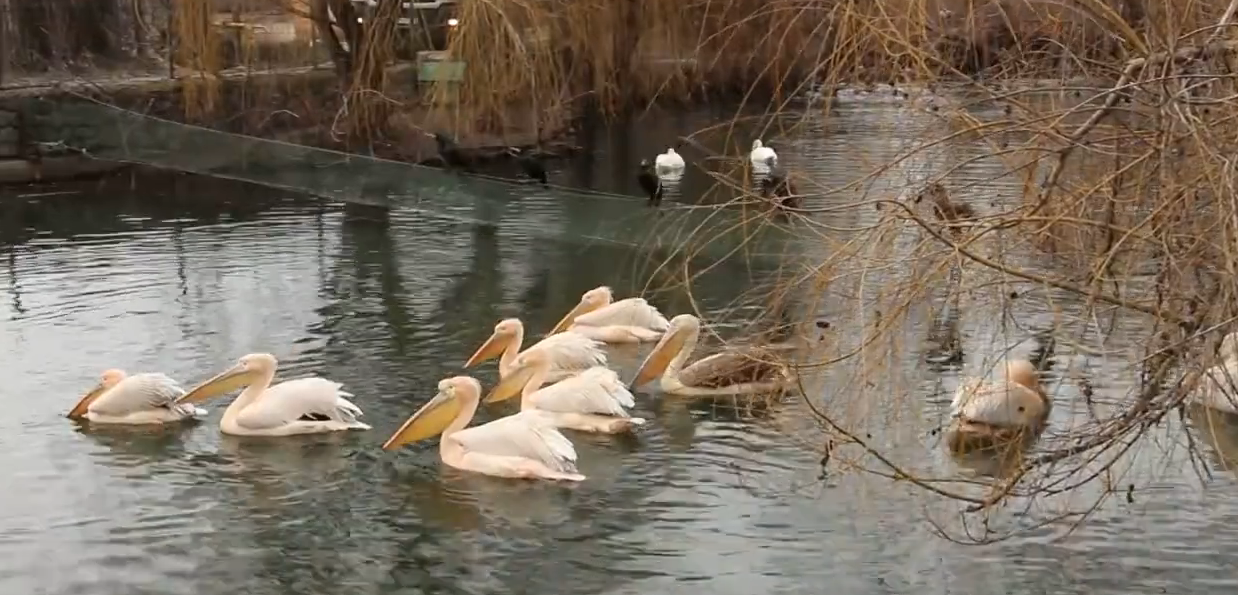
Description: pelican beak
xmin=484 ymin=364 xmax=535 ymax=404
xmin=382 ymin=390 xmax=461 ymax=450
xmin=464 ymin=332 xmax=507 ymax=368
xmin=630 ymin=325 xmax=689 ymax=389
xmin=176 ymin=364 xmax=257 ymax=405
xmin=550 ymin=301 xmax=596 ymax=334
xmin=66 ymin=383 xmax=107 ymax=419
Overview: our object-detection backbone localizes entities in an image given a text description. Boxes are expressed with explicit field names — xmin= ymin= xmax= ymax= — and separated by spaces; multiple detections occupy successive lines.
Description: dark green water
xmin=2 ymin=101 xmax=1237 ymax=595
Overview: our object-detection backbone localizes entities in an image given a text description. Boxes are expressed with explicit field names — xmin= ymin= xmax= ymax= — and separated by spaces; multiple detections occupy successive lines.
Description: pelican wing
xmin=450 ymin=411 xmax=579 ymax=472
xmin=953 ymin=380 xmax=1047 ymax=427
xmin=528 ymin=367 xmax=634 ymax=416
xmin=526 ymin=331 xmax=607 ymax=370
xmin=234 ymin=377 xmax=364 ymax=430
xmin=572 ymin=298 xmax=670 ymax=331
xmin=1196 ymin=362 xmax=1238 ymax=414
xmin=90 ymin=373 xmax=186 ymax=415
xmin=679 ymin=348 xmax=784 ymax=389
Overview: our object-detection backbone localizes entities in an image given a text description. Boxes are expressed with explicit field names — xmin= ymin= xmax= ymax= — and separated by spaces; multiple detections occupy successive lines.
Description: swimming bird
xmin=66 ymin=369 xmax=207 ymax=424
xmin=914 ymin=182 xmax=975 ymax=222
xmin=655 ymin=147 xmax=686 ymax=176
xmin=638 ymin=159 xmax=663 ymax=203
xmin=1191 ymin=332 xmax=1238 ymax=415
xmin=383 ymin=376 xmax=585 ymax=481
xmin=430 ymin=132 xmax=473 ymax=171
xmin=550 ymin=285 xmax=669 ymax=343
xmin=175 ymin=353 xmax=370 ymax=436
xmin=464 ymin=318 xmax=607 ymax=382
xmin=760 ymin=156 xmax=799 ymax=209
xmin=486 ymin=351 xmax=646 ymax=434
xmin=507 ymin=147 xmax=549 ymax=186
xmin=750 ymin=140 xmax=777 ymax=168
xmin=630 ymin=313 xmax=795 ymax=396
xmin=945 ymin=359 xmax=1050 ymax=454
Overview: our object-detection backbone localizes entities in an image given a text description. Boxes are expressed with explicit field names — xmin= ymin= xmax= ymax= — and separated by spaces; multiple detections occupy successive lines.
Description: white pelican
xmin=654 ymin=148 xmax=685 ymax=176
xmin=66 ymin=369 xmax=207 ymax=424
xmin=750 ymin=140 xmax=777 ymax=168
xmin=464 ymin=318 xmax=606 ymax=382
xmin=175 ymin=353 xmax=371 ymax=436
xmin=630 ymin=314 xmax=794 ymax=396
xmin=486 ymin=350 xmax=646 ymax=434
xmin=382 ymin=376 xmax=586 ymax=481
xmin=1189 ymin=332 xmax=1238 ymax=418
xmin=945 ymin=359 xmax=1050 ymax=454
xmin=549 ymin=286 xmax=670 ymax=343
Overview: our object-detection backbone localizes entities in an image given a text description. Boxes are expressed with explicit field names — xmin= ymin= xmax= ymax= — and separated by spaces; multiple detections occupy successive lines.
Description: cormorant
xmin=506 ymin=147 xmax=549 ymax=186
xmin=637 ymin=159 xmax=663 ymax=204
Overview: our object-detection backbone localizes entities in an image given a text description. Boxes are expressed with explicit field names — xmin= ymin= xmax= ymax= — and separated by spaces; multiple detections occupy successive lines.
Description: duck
xmin=914 ymin=182 xmax=975 ymax=223
xmin=507 ymin=147 xmax=549 ymax=186
xmin=638 ymin=159 xmax=663 ymax=203
xmin=654 ymin=148 xmax=686 ymax=176
xmin=750 ymin=140 xmax=777 ymax=168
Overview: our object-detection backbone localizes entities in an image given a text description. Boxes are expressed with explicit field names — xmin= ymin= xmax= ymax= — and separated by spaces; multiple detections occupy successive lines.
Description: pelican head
xmin=631 ymin=314 xmax=700 ymax=388
xmin=1004 ymin=359 xmax=1040 ymax=392
xmin=178 ymin=353 xmax=278 ymax=404
xmin=67 ymin=368 xmax=128 ymax=419
xmin=464 ymin=319 xmax=522 ymax=367
xmin=550 ymin=286 xmax=614 ymax=333
xmin=752 ymin=139 xmax=764 ymax=150
xmin=1221 ymin=332 xmax=1238 ymax=362
xmin=665 ymin=148 xmax=678 ymax=156
xmin=484 ymin=350 xmax=549 ymax=404
xmin=383 ymin=376 xmax=481 ymax=450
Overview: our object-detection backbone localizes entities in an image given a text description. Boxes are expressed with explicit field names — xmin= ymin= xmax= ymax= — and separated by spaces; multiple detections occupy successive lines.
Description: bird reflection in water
xmin=75 ymin=421 xmax=199 ymax=467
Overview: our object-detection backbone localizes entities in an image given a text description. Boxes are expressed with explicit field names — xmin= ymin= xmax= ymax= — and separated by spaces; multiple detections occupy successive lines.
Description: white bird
xmin=66 ymin=369 xmax=207 ymax=424
xmin=1192 ymin=332 xmax=1238 ymax=415
xmin=550 ymin=285 xmax=670 ymax=343
xmin=464 ymin=318 xmax=606 ymax=382
xmin=382 ymin=376 xmax=585 ymax=481
xmin=486 ymin=350 xmax=646 ymax=434
xmin=945 ymin=359 xmax=1050 ymax=454
xmin=750 ymin=140 xmax=777 ymax=168
xmin=175 ymin=353 xmax=370 ymax=436
xmin=655 ymin=148 xmax=686 ymax=176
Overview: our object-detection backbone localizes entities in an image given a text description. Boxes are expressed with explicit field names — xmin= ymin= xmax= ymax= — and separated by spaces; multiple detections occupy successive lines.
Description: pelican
xmin=382 ymin=376 xmax=586 ymax=481
xmin=66 ymin=369 xmax=207 ymax=424
xmin=549 ymin=286 xmax=670 ymax=343
xmin=655 ymin=148 xmax=685 ymax=175
xmin=464 ymin=318 xmax=606 ymax=382
xmin=750 ymin=140 xmax=777 ymax=168
xmin=630 ymin=313 xmax=794 ymax=396
xmin=945 ymin=359 xmax=1050 ymax=454
xmin=175 ymin=353 xmax=370 ymax=436
xmin=486 ymin=350 xmax=646 ymax=434
xmin=1191 ymin=332 xmax=1238 ymax=415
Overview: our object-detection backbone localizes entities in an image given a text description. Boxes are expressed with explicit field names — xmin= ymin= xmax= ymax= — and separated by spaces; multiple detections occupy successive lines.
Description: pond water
xmin=1 ymin=96 xmax=1237 ymax=595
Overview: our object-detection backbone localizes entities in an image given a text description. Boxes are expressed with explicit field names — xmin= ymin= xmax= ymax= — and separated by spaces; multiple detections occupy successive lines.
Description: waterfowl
xmin=945 ymin=359 xmax=1050 ymax=454
xmin=486 ymin=351 xmax=646 ymax=434
xmin=760 ymin=156 xmax=799 ymax=209
xmin=1191 ymin=332 xmax=1238 ymax=415
xmin=638 ymin=159 xmax=663 ymax=203
xmin=430 ymin=132 xmax=473 ymax=171
xmin=383 ymin=376 xmax=585 ymax=481
xmin=915 ymin=182 xmax=975 ymax=222
xmin=176 ymin=353 xmax=371 ymax=436
xmin=507 ymin=147 xmax=549 ymax=186
xmin=655 ymin=148 xmax=685 ymax=175
xmin=66 ymin=369 xmax=207 ymax=424
xmin=630 ymin=314 xmax=795 ymax=396
xmin=464 ymin=318 xmax=607 ymax=382
xmin=550 ymin=285 xmax=669 ymax=343
xmin=750 ymin=140 xmax=777 ymax=168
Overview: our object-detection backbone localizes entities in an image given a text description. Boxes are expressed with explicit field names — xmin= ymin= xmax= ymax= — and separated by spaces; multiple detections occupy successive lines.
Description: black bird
xmin=506 ymin=147 xmax=549 ymax=186
xmin=760 ymin=156 xmax=799 ymax=209
xmin=637 ymin=159 xmax=663 ymax=204
xmin=430 ymin=132 xmax=473 ymax=172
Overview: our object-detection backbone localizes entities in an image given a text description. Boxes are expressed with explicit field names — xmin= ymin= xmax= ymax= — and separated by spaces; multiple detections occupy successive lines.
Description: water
xmin=2 ymin=96 xmax=1238 ymax=595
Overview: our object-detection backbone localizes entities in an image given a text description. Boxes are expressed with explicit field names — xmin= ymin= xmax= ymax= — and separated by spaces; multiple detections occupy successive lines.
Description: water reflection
xmin=0 ymin=102 xmax=1237 ymax=595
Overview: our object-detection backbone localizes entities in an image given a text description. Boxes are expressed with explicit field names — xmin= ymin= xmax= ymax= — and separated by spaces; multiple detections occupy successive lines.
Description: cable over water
xmin=55 ymin=99 xmax=798 ymax=264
